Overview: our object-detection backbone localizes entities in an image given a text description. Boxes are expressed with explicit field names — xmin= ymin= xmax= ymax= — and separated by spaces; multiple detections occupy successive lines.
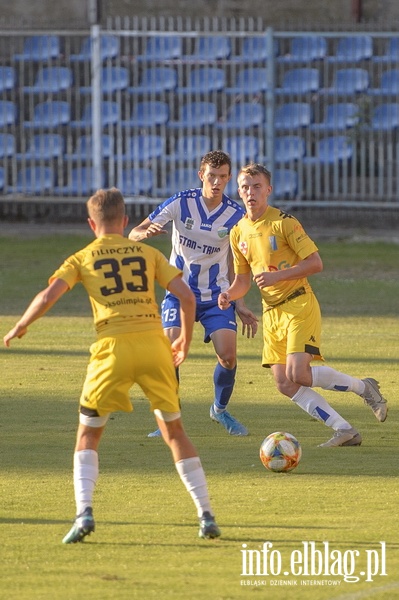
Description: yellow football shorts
xmin=261 ymin=292 xmax=324 ymax=367
xmin=80 ymin=330 xmax=179 ymax=416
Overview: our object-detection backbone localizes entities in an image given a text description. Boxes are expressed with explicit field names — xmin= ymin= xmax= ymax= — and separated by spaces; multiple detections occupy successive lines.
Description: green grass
xmin=1 ymin=233 xmax=399 ymax=599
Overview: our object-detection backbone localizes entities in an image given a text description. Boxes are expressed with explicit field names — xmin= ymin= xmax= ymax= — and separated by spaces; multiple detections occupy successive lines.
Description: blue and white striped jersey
xmin=149 ymin=188 xmax=245 ymax=302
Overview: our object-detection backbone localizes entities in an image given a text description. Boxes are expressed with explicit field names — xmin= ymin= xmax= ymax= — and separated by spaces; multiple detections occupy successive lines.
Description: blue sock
xmin=213 ymin=364 xmax=237 ymax=411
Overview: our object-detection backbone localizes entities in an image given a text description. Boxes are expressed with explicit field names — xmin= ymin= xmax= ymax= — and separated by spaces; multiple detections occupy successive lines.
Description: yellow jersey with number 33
xmin=49 ymin=234 xmax=181 ymax=337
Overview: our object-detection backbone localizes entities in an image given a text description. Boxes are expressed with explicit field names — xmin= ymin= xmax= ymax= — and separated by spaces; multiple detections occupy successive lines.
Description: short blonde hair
xmin=87 ymin=188 xmax=126 ymax=224
xmin=238 ymin=163 xmax=272 ymax=184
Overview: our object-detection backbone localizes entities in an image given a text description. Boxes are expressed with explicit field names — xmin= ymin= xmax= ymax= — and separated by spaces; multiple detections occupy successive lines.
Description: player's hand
xmin=253 ymin=271 xmax=276 ymax=289
xmin=218 ymin=292 xmax=231 ymax=310
xmin=236 ymin=306 xmax=259 ymax=338
xmin=171 ymin=338 xmax=190 ymax=367
xmin=145 ymin=223 xmax=167 ymax=238
xmin=3 ymin=324 xmax=28 ymax=347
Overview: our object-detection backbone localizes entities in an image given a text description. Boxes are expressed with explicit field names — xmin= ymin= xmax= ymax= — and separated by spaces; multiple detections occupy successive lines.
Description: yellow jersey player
xmin=218 ymin=164 xmax=388 ymax=447
xmin=3 ymin=188 xmax=220 ymax=542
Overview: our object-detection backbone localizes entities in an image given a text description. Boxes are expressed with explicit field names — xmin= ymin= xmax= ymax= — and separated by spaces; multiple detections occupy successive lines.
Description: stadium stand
xmin=278 ymin=35 xmax=327 ymax=63
xmin=310 ymin=102 xmax=359 ymax=131
xmin=225 ymin=68 xmax=268 ymax=95
xmin=168 ymin=101 xmax=217 ymax=129
xmin=12 ymin=166 xmax=54 ymax=194
xmin=275 ymin=102 xmax=313 ymax=129
xmin=185 ymin=36 xmax=231 ymax=61
xmin=129 ymin=67 xmax=178 ymax=94
xmin=276 ymin=67 xmax=320 ymax=95
xmin=22 ymin=67 xmax=73 ymax=94
xmin=122 ymin=135 xmax=166 ymax=162
xmin=70 ymin=101 xmax=120 ymax=129
xmin=12 ymin=35 xmax=61 ymax=61
xmin=118 ymin=168 xmax=154 ymax=195
xmin=70 ymin=35 xmax=120 ymax=62
xmin=80 ymin=66 xmax=129 ymax=94
xmin=123 ymin=101 xmax=169 ymax=127
xmin=216 ymin=102 xmax=265 ymax=130
xmin=138 ymin=36 xmax=183 ymax=61
xmin=177 ymin=67 xmax=226 ymax=94
xmin=327 ymin=35 xmax=373 ymax=62
xmin=15 ymin=134 xmax=64 ymax=160
xmin=65 ymin=135 xmax=114 ymax=161
xmin=23 ymin=101 xmax=70 ymax=129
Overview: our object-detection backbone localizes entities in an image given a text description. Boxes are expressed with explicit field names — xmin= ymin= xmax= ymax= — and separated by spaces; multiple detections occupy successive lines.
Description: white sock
xmin=175 ymin=457 xmax=213 ymax=518
xmin=291 ymin=386 xmax=352 ymax=431
xmin=73 ymin=449 xmax=99 ymax=515
xmin=311 ymin=366 xmax=365 ymax=395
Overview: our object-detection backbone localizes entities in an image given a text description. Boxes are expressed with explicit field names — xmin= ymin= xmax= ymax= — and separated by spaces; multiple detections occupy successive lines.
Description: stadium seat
xmin=58 ymin=167 xmax=105 ymax=196
xmin=168 ymin=101 xmax=217 ymax=128
xmin=304 ymin=136 xmax=353 ymax=165
xmin=369 ymin=69 xmax=399 ymax=95
xmin=71 ymin=101 xmax=120 ymax=128
xmin=16 ymin=134 xmax=64 ymax=160
xmin=123 ymin=101 xmax=169 ymax=127
xmin=0 ymin=100 xmax=17 ymax=127
xmin=0 ymin=167 xmax=4 ymax=191
xmin=138 ymin=36 xmax=183 ymax=61
xmin=80 ymin=67 xmax=129 ymax=94
xmin=276 ymin=68 xmax=320 ymax=95
xmin=23 ymin=67 xmax=73 ymax=94
xmin=0 ymin=133 xmax=15 ymax=158
xmin=275 ymin=103 xmax=312 ymax=130
xmin=372 ymin=37 xmax=399 ymax=63
xmin=275 ymin=136 xmax=306 ymax=163
xmin=178 ymin=67 xmax=226 ymax=94
xmin=13 ymin=35 xmax=61 ymax=61
xmin=324 ymin=68 xmax=369 ymax=95
xmin=23 ymin=101 xmax=70 ymax=129
xmin=0 ymin=67 xmax=16 ymax=93
xmin=186 ymin=36 xmax=231 ymax=61
xmin=278 ymin=35 xmax=327 ymax=63
xmin=224 ymin=135 xmax=260 ymax=164
xmin=216 ymin=102 xmax=264 ymax=130
xmin=70 ymin=35 xmax=120 ymax=61
xmin=225 ymin=68 xmax=268 ymax=95
xmin=233 ymin=36 xmax=279 ymax=63
xmin=328 ymin=35 xmax=373 ymax=62
xmin=162 ymin=168 xmax=199 ymax=196
xmin=310 ymin=103 xmax=359 ymax=131
xmin=12 ymin=166 xmax=54 ymax=194
xmin=122 ymin=135 xmax=165 ymax=161
xmin=118 ymin=168 xmax=153 ymax=195
xmin=168 ymin=135 xmax=210 ymax=163
xmin=273 ymin=169 xmax=298 ymax=199
xmin=370 ymin=103 xmax=399 ymax=131
xmin=66 ymin=135 xmax=113 ymax=161
xmin=129 ymin=67 xmax=177 ymax=94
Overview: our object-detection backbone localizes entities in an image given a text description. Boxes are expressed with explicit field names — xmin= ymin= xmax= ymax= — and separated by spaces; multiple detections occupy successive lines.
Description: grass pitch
xmin=1 ymin=231 xmax=399 ymax=600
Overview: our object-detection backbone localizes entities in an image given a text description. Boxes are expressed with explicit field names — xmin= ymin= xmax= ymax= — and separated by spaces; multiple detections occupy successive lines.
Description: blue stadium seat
xmin=138 ymin=36 xmax=183 ymax=61
xmin=70 ymin=35 xmax=120 ymax=61
xmin=71 ymin=101 xmax=120 ymax=128
xmin=13 ymin=35 xmax=61 ymax=61
xmin=0 ymin=133 xmax=15 ymax=158
xmin=23 ymin=101 xmax=70 ymax=129
xmin=80 ymin=67 xmax=129 ymax=94
xmin=216 ymin=102 xmax=264 ymax=130
xmin=275 ymin=103 xmax=312 ymax=129
xmin=16 ymin=134 xmax=64 ymax=160
xmin=373 ymin=37 xmax=399 ymax=63
xmin=12 ymin=166 xmax=54 ymax=194
xmin=370 ymin=103 xmax=399 ymax=131
xmin=57 ymin=167 xmax=105 ymax=196
xmin=0 ymin=167 xmax=4 ymax=191
xmin=225 ymin=68 xmax=268 ymax=95
xmin=178 ymin=67 xmax=226 ymax=94
xmin=224 ymin=135 xmax=260 ymax=164
xmin=273 ymin=169 xmax=298 ymax=199
xmin=185 ymin=36 xmax=231 ymax=61
xmin=169 ymin=135 xmax=210 ymax=163
xmin=66 ymin=135 xmax=113 ymax=161
xmin=0 ymin=67 xmax=16 ymax=93
xmin=369 ymin=69 xmax=399 ymax=95
xmin=328 ymin=35 xmax=373 ymax=62
xmin=276 ymin=68 xmax=320 ymax=95
xmin=275 ymin=136 xmax=306 ymax=163
xmin=162 ymin=169 xmax=199 ymax=196
xmin=324 ymin=68 xmax=369 ymax=95
xmin=123 ymin=101 xmax=169 ymax=127
xmin=304 ymin=136 xmax=353 ymax=165
xmin=234 ymin=36 xmax=279 ymax=63
xmin=129 ymin=67 xmax=177 ymax=93
xmin=118 ymin=168 xmax=153 ymax=195
xmin=23 ymin=67 xmax=73 ymax=94
xmin=311 ymin=103 xmax=359 ymax=131
xmin=168 ymin=101 xmax=217 ymax=128
xmin=122 ymin=135 xmax=165 ymax=161
xmin=0 ymin=100 xmax=17 ymax=127
xmin=278 ymin=35 xmax=327 ymax=63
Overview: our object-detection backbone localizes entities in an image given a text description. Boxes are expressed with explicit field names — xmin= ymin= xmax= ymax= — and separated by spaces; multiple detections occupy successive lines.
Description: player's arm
xmin=226 ymin=248 xmax=258 ymax=338
xmin=253 ymin=251 xmax=323 ymax=290
xmin=166 ymin=275 xmax=195 ymax=367
xmin=218 ymin=272 xmax=252 ymax=310
xmin=3 ymin=278 xmax=70 ymax=347
xmin=128 ymin=217 xmax=167 ymax=242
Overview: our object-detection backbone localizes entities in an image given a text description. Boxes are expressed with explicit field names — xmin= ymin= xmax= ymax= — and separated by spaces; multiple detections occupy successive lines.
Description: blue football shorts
xmin=161 ymin=293 xmax=237 ymax=343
